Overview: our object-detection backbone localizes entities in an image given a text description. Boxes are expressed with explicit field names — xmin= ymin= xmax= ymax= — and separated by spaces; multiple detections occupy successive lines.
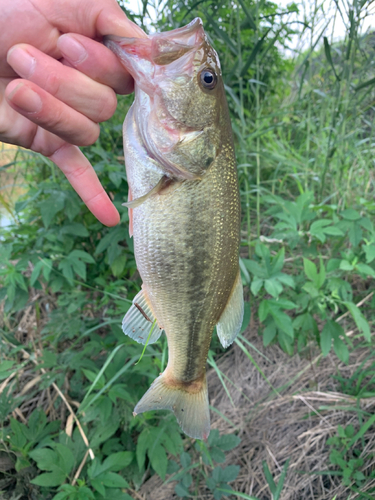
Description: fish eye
xmin=199 ymin=68 xmax=217 ymax=90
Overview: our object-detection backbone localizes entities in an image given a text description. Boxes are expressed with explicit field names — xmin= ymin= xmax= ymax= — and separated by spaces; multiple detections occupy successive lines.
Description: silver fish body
xmin=105 ymin=18 xmax=243 ymax=439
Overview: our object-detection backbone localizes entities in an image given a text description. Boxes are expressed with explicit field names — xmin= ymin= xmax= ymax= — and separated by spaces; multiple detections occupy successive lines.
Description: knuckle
xmin=75 ymin=123 xmax=100 ymax=146
xmin=44 ymin=72 xmax=61 ymax=96
xmin=95 ymin=91 xmax=117 ymax=122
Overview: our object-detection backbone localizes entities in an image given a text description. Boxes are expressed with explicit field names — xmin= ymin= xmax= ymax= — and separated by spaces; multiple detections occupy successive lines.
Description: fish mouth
xmin=104 ymin=18 xmax=205 ymax=67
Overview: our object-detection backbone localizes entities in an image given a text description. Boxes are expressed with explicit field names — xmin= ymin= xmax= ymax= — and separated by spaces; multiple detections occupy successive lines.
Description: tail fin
xmin=134 ymin=372 xmax=210 ymax=440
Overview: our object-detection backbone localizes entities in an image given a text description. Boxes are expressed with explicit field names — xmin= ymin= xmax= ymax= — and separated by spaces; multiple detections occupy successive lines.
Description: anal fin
xmin=216 ymin=268 xmax=244 ymax=348
xmin=122 ymin=288 xmax=163 ymax=344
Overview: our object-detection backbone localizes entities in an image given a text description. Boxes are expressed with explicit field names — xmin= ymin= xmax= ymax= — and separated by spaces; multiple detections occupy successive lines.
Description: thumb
xmin=48 ymin=0 xmax=146 ymax=39
xmin=95 ymin=1 xmax=146 ymax=38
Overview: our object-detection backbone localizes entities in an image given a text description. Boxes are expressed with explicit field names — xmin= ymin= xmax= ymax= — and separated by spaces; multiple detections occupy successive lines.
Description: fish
xmin=104 ymin=18 xmax=243 ymax=440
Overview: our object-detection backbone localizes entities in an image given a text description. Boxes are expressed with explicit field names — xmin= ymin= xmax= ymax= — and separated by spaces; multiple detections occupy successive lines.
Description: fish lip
xmin=103 ymin=17 xmax=205 ymax=68
xmin=103 ymin=17 xmax=204 ymax=46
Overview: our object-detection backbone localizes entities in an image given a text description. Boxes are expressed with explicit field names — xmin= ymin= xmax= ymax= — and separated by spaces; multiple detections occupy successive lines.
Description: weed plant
xmin=1 ymin=0 xmax=375 ymax=498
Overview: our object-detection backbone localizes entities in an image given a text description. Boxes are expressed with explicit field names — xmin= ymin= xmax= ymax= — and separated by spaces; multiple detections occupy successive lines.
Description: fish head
xmin=105 ymin=19 xmax=228 ymax=180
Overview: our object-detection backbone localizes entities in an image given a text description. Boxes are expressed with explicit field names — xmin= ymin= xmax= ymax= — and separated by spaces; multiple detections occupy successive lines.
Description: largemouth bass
xmin=105 ymin=18 xmax=243 ymax=440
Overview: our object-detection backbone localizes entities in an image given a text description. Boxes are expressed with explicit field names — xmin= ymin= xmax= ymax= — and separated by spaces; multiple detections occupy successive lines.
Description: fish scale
xmin=105 ymin=18 xmax=244 ymax=439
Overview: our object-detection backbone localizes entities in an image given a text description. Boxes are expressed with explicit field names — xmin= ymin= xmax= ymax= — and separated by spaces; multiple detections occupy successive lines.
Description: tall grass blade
xmin=208 ymin=351 xmax=235 ymax=407
xmin=80 ymin=344 xmax=125 ymax=410
xmin=79 ymin=354 xmax=139 ymax=414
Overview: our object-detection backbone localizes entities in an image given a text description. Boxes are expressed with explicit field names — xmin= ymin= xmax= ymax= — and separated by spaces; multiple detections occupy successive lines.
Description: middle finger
xmin=7 ymin=44 xmax=117 ymax=123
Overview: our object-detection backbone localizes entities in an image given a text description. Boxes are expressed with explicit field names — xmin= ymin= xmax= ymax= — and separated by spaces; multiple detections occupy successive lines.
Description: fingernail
xmin=58 ymin=35 xmax=88 ymax=64
xmin=7 ymin=47 xmax=36 ymax=78
xmin=7 ymin=83 xmax=42 ymax=113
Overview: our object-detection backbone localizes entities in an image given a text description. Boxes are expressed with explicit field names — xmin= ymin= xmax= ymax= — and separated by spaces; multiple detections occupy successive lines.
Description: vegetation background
xmin=1 ymin=0 xmax=375 ymax=498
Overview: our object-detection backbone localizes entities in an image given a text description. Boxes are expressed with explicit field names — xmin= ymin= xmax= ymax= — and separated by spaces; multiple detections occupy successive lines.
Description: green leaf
xmin=245 ymin=260 xmax=268 ymax=279
xmin=263 ymin=322 xmax=276 ymax=346
xmin=221 ymin=465 xmax=240 ymax=482
xmin=180 ymin=452 xmax=191 ymax=469
xmin=269 ymin=306 xmax=294 ymax=338
xmin=240 ymin=302 xmax=251 ymax=333
xmin=302 ymin=281 xmax=319 ymax=298
xmin=39 ymin=193 xmax=65 ymax=227
xmin=363 ymin=244 xmax=375 ymax=263
xmin=29 ymin=448 xmax=57 ymax=471
xmin=30 ymin=260 xmax=44 ymax=286
xmin=258 ymin=300 xmax=269 ymax=322
xmin=321 ymin=321 xmax=333 ymax=356
xmin=268 ymin=298 xmax=297 ymax=310
xmin=100 ymin=471 xmax=129 ymax=488
xmin=95 ymin=226 xmax=124 ymax=255
xmin=136 ymin=428 xmax=149 ymax=470
xmin=278 ymin=329 xmax=294 ymax=355
xmin=149 ymin=443 xmax=167 ymax=479
xmin=344 ymin=302 xmax=371 ymax=341
xmin=334 ymin=337 xmax=349 ymax=364
xmin=303 ymin=258 xmax=318 ymax=283
xmin=274 ymin=272 xmax=295 ymax=289
xmin=175 ymin=482 xmax=191 ymax=497
xmin=216 ymin=433 xmax=241 ymax=451
xmin=31 ymin=470 xmax=66 ymax=487
xmin=264 ymin=278 xmax=283 ymax=298
xmin=341 ymin=209 xmax=361 ymax=221
xmin=102 ymin=452 xmax=133 ymax=472
xmin=111 ymin=254 xmax=127 ymax=277
xmin=60 ymin=223 xmax=89 ymax=237
xmin=69 ymin=250 xmax=95 ymax=264
xmin=250 ymin=277 xmax=263 ymax=296
xmin=348 ymin=224 xmax=363 ymax=247
xmin=322 ymin=226 xmax=344 ymax=236
xmin=55 ymin=443 xmax=75 ymax=475
xmin=91 ymin=478 xmax=106 ymax=496
xmin=356 ymin=263 xmax=375 ymax=278
xmin=82 ymin=368 xmax=106 ymax=388
xmin=271 ymin=247 xmax=285 ymax=274
xmin=210 ymin=447 xmax=226 ymax=463
xmin=339 ymin=260 xmax=354 ymax=271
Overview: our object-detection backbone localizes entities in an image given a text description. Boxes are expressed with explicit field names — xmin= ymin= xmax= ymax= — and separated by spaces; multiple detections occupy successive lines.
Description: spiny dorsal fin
xmin=216 ymin=268 xmax=244 ymax=348
xmin=122 ymin=287 xmax=163 ymax=344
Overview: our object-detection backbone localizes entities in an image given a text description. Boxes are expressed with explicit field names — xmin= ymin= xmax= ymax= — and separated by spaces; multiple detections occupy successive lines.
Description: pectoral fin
xmin=122 ymin=287 xmax=163 ymax=344
xmin=123 ymin=176 xmax=170 ymax=209
xmin=216 ymin=268 xmax=244 ymax=348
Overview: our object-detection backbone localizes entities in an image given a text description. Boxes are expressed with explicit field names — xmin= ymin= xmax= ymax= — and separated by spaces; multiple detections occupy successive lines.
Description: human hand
xmin=0 ymin=0 xmax=145 ymax=226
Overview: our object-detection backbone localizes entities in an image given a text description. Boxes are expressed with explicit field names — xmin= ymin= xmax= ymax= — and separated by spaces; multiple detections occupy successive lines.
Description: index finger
xmin=50 ymin=143 xmax=120 ymax=227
